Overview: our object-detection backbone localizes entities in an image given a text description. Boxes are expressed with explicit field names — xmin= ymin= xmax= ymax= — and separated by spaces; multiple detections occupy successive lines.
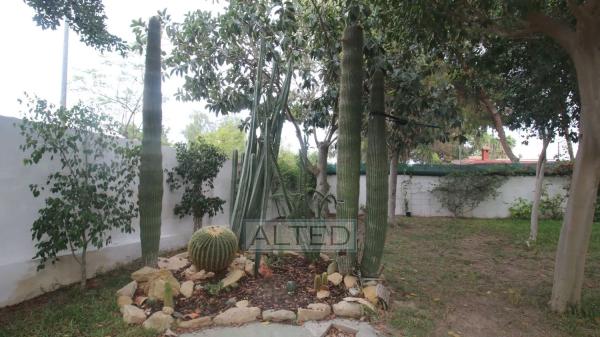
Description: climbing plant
xmin=433 ymin=172 xmax=506 ymax=217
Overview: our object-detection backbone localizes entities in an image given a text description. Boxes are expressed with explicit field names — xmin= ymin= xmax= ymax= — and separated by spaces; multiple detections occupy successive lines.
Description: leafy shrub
xmin=509 ymin=192 xmax=565 ymax=220
xmin=166 ymin=139 xmax=227 ymax=230
xmin=433 ymin=172 xmax=506 ymax=217
xmin=509 ymin=197 xmax=532 ymax=219
xmin=18 ymin=97 xmax=139 ymax=288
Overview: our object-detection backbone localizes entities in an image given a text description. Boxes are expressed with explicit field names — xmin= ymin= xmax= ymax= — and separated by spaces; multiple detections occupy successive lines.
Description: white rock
xmin=184 ymin=265 xmax=198 ymax=279
xmin=117 ymin=295 xmax=133 ymax=307
xmin=328 ymin=272 xmax=343 ymax=286
xmin=131 ymin=267 xmax=159 ymax=282
xmin=343 ymin=275 xmax=358 ymax=289
xmin=121 ymin=304 xmax=146 ymax=324
xmin=213 ymin=307 xmax=261 ymax=326
xmin=297 ymin=303 xmax=331 ymax=322
xmin=116 ymin=281 xmax=137 ymax=298
xmin=343 ymin=297 xmax=376 ymax=312
xmin=316 ymin=289 xmax=330 ymax=299
xmin=221 ymin=269 xmax=245 ymax=288
xmin=158 ymin=256 xmax=189 ymax=271
xmin=229 ymin=256 xmax=247 ymax=271
xmin=244 ymin=260 xmax=255 ymax=276
xmin=147 ymin=270 xmax=180 ymax=300
xmin=363 ymin=285 xmax=378 ymax=304
xmin=333 ymin=301 xmax=363 ymax=318
xmin=187 ymin=269 xmax=215 ymax=281
xmin=177 ymin=316 xmax=212 ymax=329
xmin=236 ymin=299 xmax=249 ymax=308
xmin=180 ymin=280 xmax=194 ymax=298
xmin=348 ymin=286 xmax=361 ymax=297
xmin=262 ymin=309 xmax=296 ymax=322
xmin=162 ymin=306 xmax=174 ymax=315
xmin=320 ymin=253 xmax=331 ymax=262
xmin=134 ymin=296 xmax=148 ymax=306
xmin=143 ymin=311 xmax=174 ymax=332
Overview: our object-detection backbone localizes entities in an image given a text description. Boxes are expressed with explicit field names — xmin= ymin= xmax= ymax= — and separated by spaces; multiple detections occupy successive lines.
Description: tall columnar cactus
xmin=336 ymin=23 xmax=364 ymax=270
xmin=229 ymin=149 xmax=238 ymax=223
xmin=139 ymin=16 xmax=163 ymax=267
xmin=188 ymin=226 xmax=238 ymax=272
xmin=361 ymin=69 xmax=389 ymax=277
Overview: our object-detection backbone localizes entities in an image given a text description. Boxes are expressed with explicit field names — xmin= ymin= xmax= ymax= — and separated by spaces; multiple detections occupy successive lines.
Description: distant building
xmin=452 ymin=147 xmax=541 ymax=165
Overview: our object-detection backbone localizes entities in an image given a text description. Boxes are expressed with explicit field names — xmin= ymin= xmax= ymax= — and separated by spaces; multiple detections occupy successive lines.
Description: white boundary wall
xmin=0 ymin=116 xmax=232 ymax=307
xmin=327 ymin=173 xmax=569 ymax=217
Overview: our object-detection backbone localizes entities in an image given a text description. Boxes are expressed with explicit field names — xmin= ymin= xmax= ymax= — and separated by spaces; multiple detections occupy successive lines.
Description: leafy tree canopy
xmin=24 ymin=0 xmax=126 ymax=53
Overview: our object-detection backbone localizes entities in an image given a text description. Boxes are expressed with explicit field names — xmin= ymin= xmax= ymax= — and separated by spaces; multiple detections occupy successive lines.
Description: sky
xmin=0 ymin=0 xmax=575 ymax=161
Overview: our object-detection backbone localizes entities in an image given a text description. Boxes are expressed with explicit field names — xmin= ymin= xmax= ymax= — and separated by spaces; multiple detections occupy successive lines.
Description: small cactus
xmin=313 ymin=275 xmax=322 ymax=290
xmin=321 ymin=272 xmax=328 ymax=288
xmin=163 ymin=283 xmax=174 ymax=308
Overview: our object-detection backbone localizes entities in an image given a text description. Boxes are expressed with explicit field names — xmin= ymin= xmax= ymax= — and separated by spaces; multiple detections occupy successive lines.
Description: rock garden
xmin=116 ymin=226 xmax=386 ymax=335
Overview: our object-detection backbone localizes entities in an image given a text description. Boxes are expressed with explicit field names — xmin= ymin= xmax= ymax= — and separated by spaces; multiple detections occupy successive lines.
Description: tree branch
xmin=285 ymin=107 xmax=317 ymax=175
xmin=525 ymin=12 xmax=576 ymax=55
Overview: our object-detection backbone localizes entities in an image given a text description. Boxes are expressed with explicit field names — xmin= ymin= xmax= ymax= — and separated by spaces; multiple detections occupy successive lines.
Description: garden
xmin=1 ymin=1 xmax=600 ymax=337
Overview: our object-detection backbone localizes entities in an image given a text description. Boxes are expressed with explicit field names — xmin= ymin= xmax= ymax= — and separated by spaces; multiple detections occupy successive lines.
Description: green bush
xmin=509 ymin=193 xmax=565 ymax=220
xmin=509 ymin=197 xmax=532 ymax=219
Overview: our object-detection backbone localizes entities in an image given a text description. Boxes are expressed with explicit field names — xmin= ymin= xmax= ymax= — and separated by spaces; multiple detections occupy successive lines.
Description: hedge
xmin=326 ymin=161 xmax=573 ymax=177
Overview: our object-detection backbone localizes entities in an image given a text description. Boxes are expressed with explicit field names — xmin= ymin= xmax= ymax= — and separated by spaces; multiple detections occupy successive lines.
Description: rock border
xmin=117 ymin=253 xmax=388 ymax=334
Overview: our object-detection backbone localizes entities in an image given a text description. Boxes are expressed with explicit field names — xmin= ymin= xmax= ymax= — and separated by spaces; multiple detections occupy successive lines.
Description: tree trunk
xmin=565 ymin=133 xmax=575 ymax=161
xmin=550 ymin=32 xmax=600 ymax=312
xmin=79 ymin=248 xmax=87 ymax=290
xmin=193 ymin=216 xmax=203 ymax=232
xmin=566 ymin=137 xmax=575 ymax=161
xmin=529 ymin=136 xmax=550 ymax=243
xmin=387 ymin=149 xmax=399 ymax=224
xmin=361 ymin=69 xmax=388 ymax=277
xmin=139 ymin=17 xmax=163 ymax=267
xmin=480 ymin=91 xmax=519 ymax=162
xmin=336 ymin=23 xmax=363 ymax=270
xmin=315 ymin=141 xmax=331 ymax=217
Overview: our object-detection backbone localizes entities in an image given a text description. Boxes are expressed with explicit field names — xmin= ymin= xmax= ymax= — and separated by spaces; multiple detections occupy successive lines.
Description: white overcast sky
xmin=0 ymin=0 xmax=574 ymax=160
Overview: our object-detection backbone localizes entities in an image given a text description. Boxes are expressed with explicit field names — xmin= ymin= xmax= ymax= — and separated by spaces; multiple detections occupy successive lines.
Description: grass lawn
xmin=0 ymin=218 xmax=598 ymax=337
xmin=0 ymin=260 xmax=157 ymax=337
xmin=379 ymin=217 xmax=600 ymax=337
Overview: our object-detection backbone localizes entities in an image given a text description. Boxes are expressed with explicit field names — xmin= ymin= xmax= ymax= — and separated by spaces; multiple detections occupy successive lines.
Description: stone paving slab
xmin=179 ymin=319 xmax=379 ymax=337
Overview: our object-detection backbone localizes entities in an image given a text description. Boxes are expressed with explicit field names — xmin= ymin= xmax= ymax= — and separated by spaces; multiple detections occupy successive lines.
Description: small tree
xmin=166 ymin=139 xmax=227 ymax=231
xmin=18 ymin=97 xmax=139 ymax=289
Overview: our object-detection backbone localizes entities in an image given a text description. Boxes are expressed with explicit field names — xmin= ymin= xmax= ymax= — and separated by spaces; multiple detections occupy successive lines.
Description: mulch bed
xmin=165 ymin=254 xmax=346 ymax=317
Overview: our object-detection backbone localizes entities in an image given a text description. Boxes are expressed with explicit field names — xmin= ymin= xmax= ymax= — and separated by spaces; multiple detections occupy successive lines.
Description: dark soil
xmin=170 ymin=254 xmax=346 ymax=317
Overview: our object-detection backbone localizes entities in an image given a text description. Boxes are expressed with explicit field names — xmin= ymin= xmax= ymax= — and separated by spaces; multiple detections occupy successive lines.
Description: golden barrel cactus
xmin=188 ymin=226 xmax=238 ymax=272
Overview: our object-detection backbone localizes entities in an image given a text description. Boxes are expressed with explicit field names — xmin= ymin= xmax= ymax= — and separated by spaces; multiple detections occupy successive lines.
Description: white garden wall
xmin=327 ymin=172 xmax=569 ymax=218
xmin=0 ymin=116 xmax=232 ymax=307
